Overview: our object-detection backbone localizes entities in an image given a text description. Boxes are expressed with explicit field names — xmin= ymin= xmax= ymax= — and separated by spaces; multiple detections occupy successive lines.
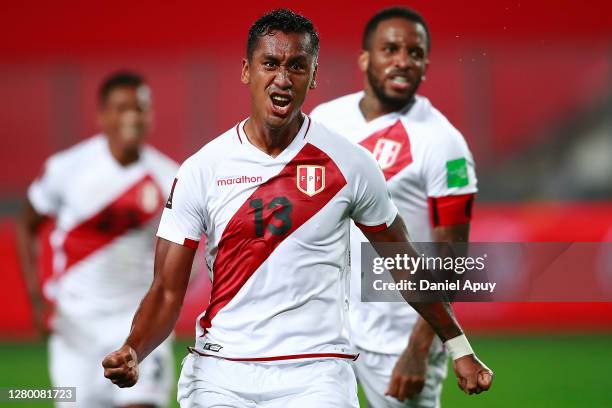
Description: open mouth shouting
xmin=269 ymin=91 xmax=293 ymax=117
xmin=387 ymin=73 xmax=412 ymax=92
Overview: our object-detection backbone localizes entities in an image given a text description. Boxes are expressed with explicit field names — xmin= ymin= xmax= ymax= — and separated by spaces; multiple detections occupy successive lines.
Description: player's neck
xmin=244 ymin=114 xmax=304 ymax=158
xmin=359 ymin=91 xmax=414 ymax=122
xmin=107 ymin=140 xmax=140 ymax=166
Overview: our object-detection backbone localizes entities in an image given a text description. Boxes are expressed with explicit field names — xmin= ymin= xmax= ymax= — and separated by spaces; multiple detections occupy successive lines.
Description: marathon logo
xmin=203 ymin=343 xmax=223 ymax=352
xmin=217 ymin=175 xmax=263 ymax=187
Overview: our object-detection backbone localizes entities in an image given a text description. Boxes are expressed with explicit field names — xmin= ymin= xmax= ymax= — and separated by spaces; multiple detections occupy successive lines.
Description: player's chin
xmin=265 ymin=108 xmax=296 ymax=128
xmin=386 ymin=86 xmax=414 ymax=99
xmin=382 ymin=90 xmax=414 ymax=108
xmin=119 ymin=131 xmax=146 ymax=150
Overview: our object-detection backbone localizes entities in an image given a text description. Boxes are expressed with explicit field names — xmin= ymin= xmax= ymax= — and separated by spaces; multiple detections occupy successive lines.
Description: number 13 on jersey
xmin=249 ymin=197 xmax=293 ymax=237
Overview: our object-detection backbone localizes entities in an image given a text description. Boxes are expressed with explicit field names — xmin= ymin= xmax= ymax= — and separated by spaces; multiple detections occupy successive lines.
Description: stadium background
xmin=1 ymin=0 xmax=611 ymax=406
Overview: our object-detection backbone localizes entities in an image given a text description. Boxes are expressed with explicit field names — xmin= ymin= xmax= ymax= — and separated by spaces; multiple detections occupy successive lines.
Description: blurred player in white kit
xmin=312 ymin=7 xmax=478 ymax=408
xmin=17 ymin=71 xmax=178 ymax=408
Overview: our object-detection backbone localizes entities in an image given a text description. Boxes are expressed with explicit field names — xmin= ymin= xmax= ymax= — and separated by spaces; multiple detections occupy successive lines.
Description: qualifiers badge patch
xmin=446 ymin=158 xmax=469 ymax=187
xmin=297 ymin=165 xmax=325 ymax=196
xmin=165 ymin=178 xmax=178 ymax=209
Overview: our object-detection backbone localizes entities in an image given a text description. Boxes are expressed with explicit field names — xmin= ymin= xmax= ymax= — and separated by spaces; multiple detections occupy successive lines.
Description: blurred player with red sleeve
xmin=311 ymin=7 xmax=478 ymax=408
xmin=17 ymin=72 xmax=178 ymax=408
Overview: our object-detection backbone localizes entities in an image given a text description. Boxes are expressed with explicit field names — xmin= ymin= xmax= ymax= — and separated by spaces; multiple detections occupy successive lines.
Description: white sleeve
xmin=349 ymin=147 xmax=398 ymax=231
xmin=423 ymin=130 xmax=478 ymax=198
xmin=27 ymin=157 xmax=62 ymax=216
xmin=309 ymin=103 xmax=325 ymax=120
xmin=156 ymin=160 xmax=206 ymax=248
xmin=160 ymin=161 xmax=181 ymax=198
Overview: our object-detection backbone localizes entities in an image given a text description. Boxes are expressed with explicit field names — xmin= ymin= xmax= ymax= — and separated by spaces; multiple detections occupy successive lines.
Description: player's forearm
xmin=407 ymin=301 xmax=462 ymax=342
xmin=15 ymin=204 xmax=44 ymax=299
xmin=16 ymin=226 xmax=39 ymax=295
xmin=405 ymin=223 xmax=469 ymax=345
xmin=405 ymin=316 xmax=437 ymax=356
xmin=363 ymin=216 xmax=464 ymax=341
xmin=125 ymin=238 xmax=194 ymax=362
xmin=124 ymin=283 xmax=185 ymax=362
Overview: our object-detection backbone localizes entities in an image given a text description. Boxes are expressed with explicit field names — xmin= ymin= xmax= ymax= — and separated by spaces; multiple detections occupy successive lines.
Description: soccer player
xmin=102 ymin=9 xmax=492 ymax=408
xmin=310 ymin=7 xmax=478 ymax=408
xmin=16 ymin=72 xmax=178 ymax=408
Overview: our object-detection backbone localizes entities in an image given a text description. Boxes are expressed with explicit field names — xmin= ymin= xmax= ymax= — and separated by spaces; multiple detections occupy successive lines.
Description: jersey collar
xmin=236 ymin=114 xmax=311 ymax=161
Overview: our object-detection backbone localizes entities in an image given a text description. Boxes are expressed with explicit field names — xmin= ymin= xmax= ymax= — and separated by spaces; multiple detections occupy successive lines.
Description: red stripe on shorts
xmin=188 ymin=347 xmax=359 ymax=361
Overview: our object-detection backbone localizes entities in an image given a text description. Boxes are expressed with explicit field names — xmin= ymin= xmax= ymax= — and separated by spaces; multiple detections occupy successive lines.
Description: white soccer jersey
xmin=28 ymin=135 xmax=179 ymax=324
xmin=157 ymin=115 xmax=398 ymax=361
xmin=311 ymin=92 xmax=477 ymax=354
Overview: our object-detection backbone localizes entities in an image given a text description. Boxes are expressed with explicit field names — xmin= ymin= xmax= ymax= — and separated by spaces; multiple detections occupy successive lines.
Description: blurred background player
xmin=311 ymin=7 xmax=477 ymax=408
xmin=102 ymin=9 xmax=491 ymax=408
xmin=16 ymin=71 xmax=178 ymax=408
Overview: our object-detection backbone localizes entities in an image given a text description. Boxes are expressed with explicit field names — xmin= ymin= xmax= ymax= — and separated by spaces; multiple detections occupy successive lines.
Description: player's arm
xmin=387 ymin=222 xmax=471 ymax=400
xmin=362 ymin=217 xmax=462 ymax=341
xmin=102 ymin=238 xmax=195 ymax=388
xmin=405 ymin=128 xmax=477 ymax=369
xmin=361 ymin=215 xmax=492 ymax=395
xmin=385 ymin=129 xmax=479 ymax=397
xmin=15 ymin=199 xmax=50 ymax=336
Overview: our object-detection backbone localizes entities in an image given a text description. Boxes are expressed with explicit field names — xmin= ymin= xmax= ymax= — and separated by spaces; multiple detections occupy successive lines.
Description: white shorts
xmin=49 ymin=331 xmax=174 ymax=408
xmin=353 ymin=346 xmax=448 ymax=408
xmin=178 ymin=354 xmax=359 ymax=408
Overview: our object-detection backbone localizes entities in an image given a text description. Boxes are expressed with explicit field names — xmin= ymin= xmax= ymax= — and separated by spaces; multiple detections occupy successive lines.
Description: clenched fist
xmin=385 ymin=346 xmax=428 ymax=401
xmin=453 ymin=354 xmax=493 ymax=395
xmin=102 ymin=344 xmax=139 ymax=388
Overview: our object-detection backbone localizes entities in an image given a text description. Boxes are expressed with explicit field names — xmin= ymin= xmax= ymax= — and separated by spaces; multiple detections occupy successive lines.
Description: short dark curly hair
xmin=98 ymin=71 xmax=145 ymax=106
xmin=362 ymin=7 xmax=431 ymax=52
xmin=247 ymin=9 xmax=320 ymax=61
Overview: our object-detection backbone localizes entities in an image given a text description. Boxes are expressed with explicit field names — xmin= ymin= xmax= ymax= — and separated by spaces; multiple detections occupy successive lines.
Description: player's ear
xmin=358 ymin=50 xmax=369 ymax=73
xmin=96 ymin=105 xmax=106 ymax=128
xmin=309 ymin=63 xmax=318 ymax=89
xmin=241 ymin=58 xmax=250 ymax=85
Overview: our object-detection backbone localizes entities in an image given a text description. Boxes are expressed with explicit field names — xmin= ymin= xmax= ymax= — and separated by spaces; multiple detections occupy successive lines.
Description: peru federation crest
xmin=297 ymin=165 xmax=325 ymax=196
xmin=372 ymin=138 xmax=402 ymax=170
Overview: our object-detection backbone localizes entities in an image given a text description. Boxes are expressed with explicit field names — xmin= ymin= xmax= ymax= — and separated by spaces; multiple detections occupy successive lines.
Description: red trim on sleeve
xmin=355 ymin=222 xmax=388 ymax=233
xmin=183 ymin=238 xmax=199 ymax=249
xmin=428 ymin=193 xmax=475 ymax=227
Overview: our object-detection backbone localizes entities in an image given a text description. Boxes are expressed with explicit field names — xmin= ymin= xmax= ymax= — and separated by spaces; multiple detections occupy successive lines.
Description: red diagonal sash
xmin=200 ymin=143 xmax=347 ymax=334
xmin=62 ymin=174 xmax=164 ymax=272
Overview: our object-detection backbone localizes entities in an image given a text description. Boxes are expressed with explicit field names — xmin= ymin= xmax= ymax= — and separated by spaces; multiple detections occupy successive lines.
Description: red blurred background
xmin=1 ymin=0 xmax=611 ymax=338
